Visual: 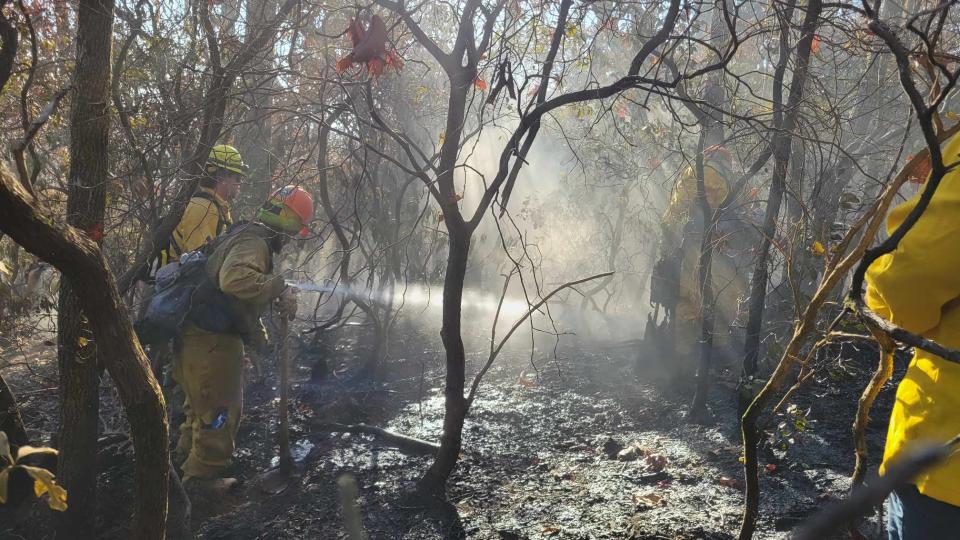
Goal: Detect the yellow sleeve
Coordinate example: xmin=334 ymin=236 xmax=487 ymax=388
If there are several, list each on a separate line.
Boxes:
xmin=173 ymin=198 xmax=221 ymax=253
xmin=218 ymin=236 xmax=286 ymax=306
xmin=704 ymin=165 xmax=729 ymax=209
xmin=865 ymin=140 xmax=960 ymax=334
xmin=663 ymin=167 xmax=695 ymax=225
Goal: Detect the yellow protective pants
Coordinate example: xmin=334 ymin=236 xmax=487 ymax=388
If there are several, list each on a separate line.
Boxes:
xmin=172 ymin=325 xmax=244 ymax=479
xmin=674 ymin=241 xmax=746 ymax=358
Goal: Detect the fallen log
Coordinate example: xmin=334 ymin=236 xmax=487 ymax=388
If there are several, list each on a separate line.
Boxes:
xmin=312 ymin=422 xmax=439 ymax=456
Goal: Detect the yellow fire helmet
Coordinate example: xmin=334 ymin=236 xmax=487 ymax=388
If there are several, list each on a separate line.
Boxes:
xmin=206 ymin=144 xmax=249 ymax=177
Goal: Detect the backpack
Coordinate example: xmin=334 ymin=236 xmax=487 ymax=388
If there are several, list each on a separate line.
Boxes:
xmin=135 ymin=224 xmax=247 ymax=345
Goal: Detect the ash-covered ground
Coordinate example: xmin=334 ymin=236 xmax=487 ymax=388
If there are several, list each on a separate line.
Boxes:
xmin=1 ymin=310 xmax=897 ymax=539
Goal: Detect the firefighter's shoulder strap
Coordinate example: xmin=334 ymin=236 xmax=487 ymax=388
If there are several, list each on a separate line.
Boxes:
xmin=192 ymin=190 xmax=231 ymax=237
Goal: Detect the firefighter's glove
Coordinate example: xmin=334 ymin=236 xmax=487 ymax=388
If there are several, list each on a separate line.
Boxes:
xmin=278 ymin=286 xmax=299 ymax=320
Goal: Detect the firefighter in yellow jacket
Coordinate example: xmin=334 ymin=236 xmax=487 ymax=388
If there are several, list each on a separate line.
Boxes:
xmin=160 ymin=144 xmax=247 ymax=265
xmin=866 ymin=134 xmax=960 ymax=539
xmin=657 ymin=146 xmax=747 ymax=365
xmin=174 ymin=185 xmax=313 ymax=487
xmin=146 ymin=144 xmax=247 ymax=379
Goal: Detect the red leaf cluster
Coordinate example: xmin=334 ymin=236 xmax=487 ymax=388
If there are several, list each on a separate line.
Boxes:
xmin=336 ymin=15 xmax=403 ymax=77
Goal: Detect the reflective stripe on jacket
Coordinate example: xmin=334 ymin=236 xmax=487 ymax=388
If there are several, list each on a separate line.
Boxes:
xmin=866 ymin=134 xmax=960 ymax=507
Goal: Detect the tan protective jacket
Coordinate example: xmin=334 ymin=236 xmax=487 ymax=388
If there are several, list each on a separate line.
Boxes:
xmin=204 ymin=223 xmax=286 ymax=345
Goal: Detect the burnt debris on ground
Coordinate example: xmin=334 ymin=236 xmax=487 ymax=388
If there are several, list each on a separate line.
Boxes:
xmin=0 ymin=315 xmax=898 ymax=539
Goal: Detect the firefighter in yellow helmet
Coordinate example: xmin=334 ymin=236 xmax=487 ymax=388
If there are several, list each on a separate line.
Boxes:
xmin=651 ymin=145 xmax=748 ymax=371
xmin=147 ymin=144 xmax=248 ymax=422
xmin=866 ymin=134 xmax=960 ymax=538
xmin=160 ymin=144 xmax=248 ymax=266
xmin=174 ymin=185 xmax=313 ymax=491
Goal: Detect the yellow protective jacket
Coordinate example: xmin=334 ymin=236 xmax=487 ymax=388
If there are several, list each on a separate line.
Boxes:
xmin=161 ymin=187 xmax=232 ymax=266
xmin=866 ymin=134 xmax=960 ymax=507
xmin=204 ymin=223 xmax=286 ymax=346
xmin=662 ymin=162 xmax=730 ymax=236
xmin=658 ymin=159 xmax=746 ymax=352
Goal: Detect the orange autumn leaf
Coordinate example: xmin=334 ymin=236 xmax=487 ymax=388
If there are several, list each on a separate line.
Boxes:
xmin=474 ymin=78 xmax=488 ymax=91
xmin=908 ymin=153 xmax=931 ymax=184
xmin=811 ymin=35 xmax=822 ymax=54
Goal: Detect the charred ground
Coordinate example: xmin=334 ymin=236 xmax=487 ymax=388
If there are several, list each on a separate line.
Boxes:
xmin=1 ymin=314 xmax=897 ymax=539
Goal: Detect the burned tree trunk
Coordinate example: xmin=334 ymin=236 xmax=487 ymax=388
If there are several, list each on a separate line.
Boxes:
xmin=55 ymin=1 xmax=114 ymax=536
xmin=378 ymin=0 xmax=681 ymax=497
xmin=689 ymin=136 xmax=716 ymax=423
xmin=687 ymin=1 xmax=731 ymax=421
xmin=0 ymin=170 xmax=170 ymax=538
xmin=418 ymin=225 xmax=470 ymax=495
xmin=238 ymin=0 xmax=279 ymax=207
xmin=117 ymin=0 xmax=298 ymax=293
xmin=739 ymin=0 xmax=823 ymax=537
xmin=739 ymin=0 xmax=815 ymax=406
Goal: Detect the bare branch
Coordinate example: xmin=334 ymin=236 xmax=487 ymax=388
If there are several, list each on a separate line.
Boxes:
xmin=466 ymin=271 xmax=614 ymax=406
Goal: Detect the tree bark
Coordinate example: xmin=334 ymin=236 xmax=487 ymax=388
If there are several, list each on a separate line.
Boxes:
xmin=0 ymin=0 xmax=18 ymax=95
xmin=117 ymin=0 xmax=298 ymax=292
xmin=0 ymin=0 xmax=168 ymax=536
xmin=56 ymin=1 xmax=114 ymax=536
xmin=238 ymin=0 xmax=279 ymax=208
xmin=739 ymin=1 xmax=823 ymax=537
xmin=417 ymin=228 xmax=470 ymax=496
xmin=0 ymin=167 xmax=169 ymax=538
xmin=688 ymin=1 xmax=730 ymax=421
xmin=689 ymin=135 xmax=716 ymax=423
xmin=740 ymin=0 xmax=805 ymax=389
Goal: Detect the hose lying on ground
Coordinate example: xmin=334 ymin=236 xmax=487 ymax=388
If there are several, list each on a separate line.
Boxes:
xmin=311 ymin=422 xmax=440 ymax=456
